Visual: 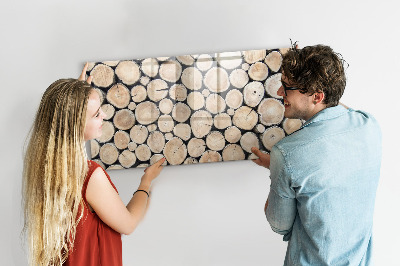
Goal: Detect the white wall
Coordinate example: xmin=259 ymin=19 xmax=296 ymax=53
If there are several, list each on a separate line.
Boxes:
xmin=1 ymin=0 xmax=399 ymax=265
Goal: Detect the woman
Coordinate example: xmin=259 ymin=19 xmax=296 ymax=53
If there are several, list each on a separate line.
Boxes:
xmin=22 ymin=64 xmax=165 ymax=265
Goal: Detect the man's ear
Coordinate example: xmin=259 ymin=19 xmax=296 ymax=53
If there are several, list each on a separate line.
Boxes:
xmin=313 ymin=91 xmax=325 ymax=104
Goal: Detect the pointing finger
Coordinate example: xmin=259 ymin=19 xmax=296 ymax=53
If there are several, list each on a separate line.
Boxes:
xmin=86 ymin=75 xmax=93 ymax=84
xmin=251 ymin=147 xmax=262 ymax=157
xmin=79 ymin=62 xmax=88 ymax=81
xmin=156 ymin=157 xmax=166 ymax=167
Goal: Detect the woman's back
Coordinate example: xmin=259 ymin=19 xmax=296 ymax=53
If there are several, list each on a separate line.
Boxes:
xmin=64 ymin=160 xmax=122 ymax=266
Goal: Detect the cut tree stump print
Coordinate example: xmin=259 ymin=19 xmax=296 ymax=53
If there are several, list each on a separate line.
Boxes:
xmin=87 ymin=47 xmax=303 ymax=169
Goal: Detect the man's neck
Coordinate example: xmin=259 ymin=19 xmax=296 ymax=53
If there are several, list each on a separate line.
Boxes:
xmin=304 ymin=104 xmax=327 ymax=121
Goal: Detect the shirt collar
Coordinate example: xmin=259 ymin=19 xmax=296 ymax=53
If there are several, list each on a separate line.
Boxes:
xmin=301 ymin=105 xmax=349 ymax=129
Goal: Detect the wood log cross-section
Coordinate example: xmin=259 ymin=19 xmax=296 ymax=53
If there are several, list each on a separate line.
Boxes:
xmin=232 ymin=106 xmax=258 ymax=130
xmin=173 ymin=123 xmax=192 ymax=141
xmin=217 ymin=51 xmax=242 ymax=70
xmin=190 ymin=110 xmax=213 ymax=138
xmin=248 ymin=62 xmax=269 ymax=81
xmin=187 ymin=91 xmax=205 ymax=111
xmin=163 ymin=137 xmax=187 ymax=165
xmin=205 ymin=93 xmax=226 ymax=114
xmin=165 ymin=132 xmax=173 ymax=141
xmin=159 ymin=60 xmax=182 ymax=83
xmin=128 ymin=142 xmax=137 ymax=152
xmin=240 ymin=132 xmax=259 ymax=153
xmin=254 ymin=124 xmax=266 ymax=134
xmin=119 ymin=150 xmax=136 ymax=168
xmin=102 ymin=61 xmax=119 ymax=67
xmin=206 ymin=131 xmax=225 ymax=151
xmin=140 ymin=76 xmax=150 ymax=86
xmin=107 ymin=165 xmax=124 ymax=170
xmin=159 ymin=98 xmax=173 ymax=114
xmin=90 ymin=140 xmax=100 ymax=158
xmin=204 ymin=67 xmax=230 ymax=93
xmin=130 ymin=125 xmax=149 ymax=144
xmin=90 ymin=64 xmax=114 ymax=88
xmin=265 ymin=51 xmax=283 ymax=72
xmin=243 ymin=50 xmax=267 ymax=64
xmin=224 ymin=126 xmax=241 ymax=143
xmin=283 ymin=118 xmax=303 ymax=134
xmin=196 ymin=54 xmax=214 ymax=71
xmin=243 ymin=82 xmax=265 ymax=107
xmin=114 ymin=130 xmax=130 ymax=150
xmin=99 ymin=143 xmax=119 ymax=165
xmin=141 ymin=58 xmax=159 ymax=78
xmin=187 ymin=138 xmax=206 ymax=158
xmin=128 ymin=102 xmax=136 ymax=110
xmin=115 ymin=61 xmax=141 ymax=85
xmin=147 ymin=79 xmax=168 ymax=102
xmin=199 ymin=150 xmax=222 ymax=163
xmin=222 ymin=144 xmax=245 ymax=161
xmin=229 ymin=69 xmax=249 ymax=89
xmin=258 ymin=98 xmax=285 ymax=126
xmin=176 ymin=55 xmax=195 ymax=66
xmin=147 ymin=130 xmax=165 ymax=153
xmin=147 ymin=124 xmax=157 ymax=132
xmin=214 ymin=113 xmax=232 ymax=129
xmin=158 ymin=114 xmax=174 ymax=133
xmin=135 ymin=144 xmax=152 ymax=162
xmin=225 ymin=89 xmax=243 ymax=109
xmin=184 ymin=158 xmax=198 ymax=164
xmin=107 ymin=83 xmax=130 ymax=109
xmin=131 ymin=85 xmax=147 ymax=103
xmin=135 ymin=101 xmax=160 ymax=125
xmin=181 ymin=67 xmax=203 ymax=91
xmin=113 ymin=109 xmax=135 ymax=130
xmin=262 ymin=127 xmax=285 ymax=151
xmin=172 ymin=103 xmax=191 ymax=123
xmin=169 ymin=84 xmax=187 ymax=102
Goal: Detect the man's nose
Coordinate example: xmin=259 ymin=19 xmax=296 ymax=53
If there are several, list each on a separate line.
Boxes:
xmin=277 ymin=84 xmax=284 ymax=97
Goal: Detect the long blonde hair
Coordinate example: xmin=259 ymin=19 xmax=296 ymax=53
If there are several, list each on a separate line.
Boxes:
xmin=23 ymin=79 xmax=93 ymax=265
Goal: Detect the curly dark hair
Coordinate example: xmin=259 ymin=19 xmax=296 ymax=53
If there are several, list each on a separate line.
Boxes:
xmin=281 ymin=44 xmax=347 ymax=107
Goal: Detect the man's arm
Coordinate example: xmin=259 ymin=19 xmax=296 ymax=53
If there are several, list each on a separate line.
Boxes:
xmin=265 ymin=147 xmax=297 ymax=240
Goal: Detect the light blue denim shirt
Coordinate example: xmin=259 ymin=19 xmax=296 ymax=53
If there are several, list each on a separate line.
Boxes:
xmin=266 ymin=105 xmax=382 ymax=266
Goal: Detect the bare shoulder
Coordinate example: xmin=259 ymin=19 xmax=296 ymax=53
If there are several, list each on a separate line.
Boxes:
xmin=91 ymin=165 xmax=107 ymax=179
xmin=86 ymin=166 xmax=114 ymax=198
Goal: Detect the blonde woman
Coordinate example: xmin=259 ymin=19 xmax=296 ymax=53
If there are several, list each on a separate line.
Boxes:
xmin=22 ymin=64 xmax=165 ymax=266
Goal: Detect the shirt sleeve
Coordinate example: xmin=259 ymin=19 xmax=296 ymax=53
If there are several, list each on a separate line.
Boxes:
xmin=266 ymin=146 xmax=297 ymax=241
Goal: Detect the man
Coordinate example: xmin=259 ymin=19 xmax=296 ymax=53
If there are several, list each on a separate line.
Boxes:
xmin=251 ymin=45 xmax=381 ymax=265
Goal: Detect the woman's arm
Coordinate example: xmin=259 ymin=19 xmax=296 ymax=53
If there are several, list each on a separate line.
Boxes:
xmin=86 ymin=158 xmax=165 ymax=235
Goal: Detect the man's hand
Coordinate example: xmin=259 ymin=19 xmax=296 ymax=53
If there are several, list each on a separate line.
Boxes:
xmin=251 ymin=147 xmax=271 ymax=169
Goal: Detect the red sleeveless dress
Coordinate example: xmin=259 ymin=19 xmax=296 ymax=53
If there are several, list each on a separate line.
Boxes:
xmin=64 ymin=160 xmax=122 ymax=266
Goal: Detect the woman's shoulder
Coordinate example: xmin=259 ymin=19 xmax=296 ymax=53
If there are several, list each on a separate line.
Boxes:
xmin=87 ymin=160 xmax=118 ymax=193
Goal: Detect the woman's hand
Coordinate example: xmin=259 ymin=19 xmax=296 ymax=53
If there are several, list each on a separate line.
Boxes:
xmin=78 ymin=62 xmax=93 ymax=84
xmin=251 ymin=147 xmax=271 ymax=169
xmin=141 ymin=157 xmax=166 ymax=186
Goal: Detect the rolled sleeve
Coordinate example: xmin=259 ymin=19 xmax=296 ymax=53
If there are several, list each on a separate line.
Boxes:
xmin=266 ymin=146 xmax=297 ymax=241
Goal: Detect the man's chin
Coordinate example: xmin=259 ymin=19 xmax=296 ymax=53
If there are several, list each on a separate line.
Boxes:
xmin=284 ymin=112 xmax=300 ymax=120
